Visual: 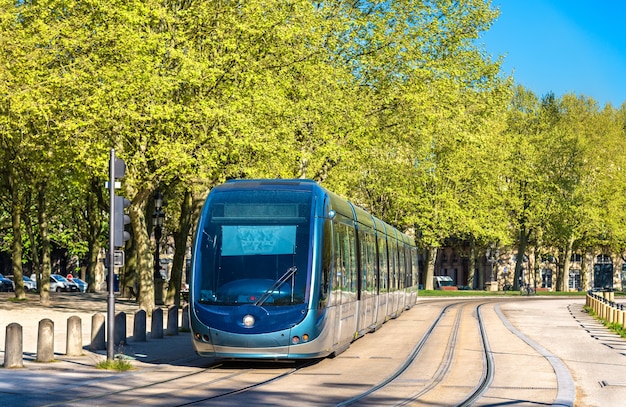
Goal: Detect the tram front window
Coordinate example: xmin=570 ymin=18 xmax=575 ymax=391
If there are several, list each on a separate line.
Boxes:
xmin=197 ymin=189 xmax=312 ymax=306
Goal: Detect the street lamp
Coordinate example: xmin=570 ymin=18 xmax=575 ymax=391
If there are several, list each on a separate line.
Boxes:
xmin=153 ymin=191 xmax=165 ymax=305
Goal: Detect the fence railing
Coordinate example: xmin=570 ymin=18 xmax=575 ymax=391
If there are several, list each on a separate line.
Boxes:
xmin=586 ymin=290 xmax=625 ymax=328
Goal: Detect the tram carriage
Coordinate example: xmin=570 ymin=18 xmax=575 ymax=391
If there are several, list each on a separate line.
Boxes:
xmin=189 ymin=179 xmax=419 ymax=359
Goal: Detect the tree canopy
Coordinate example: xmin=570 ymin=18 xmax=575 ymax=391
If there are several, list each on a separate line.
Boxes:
xmin=2 ymin=0 xmax=626 ymax=303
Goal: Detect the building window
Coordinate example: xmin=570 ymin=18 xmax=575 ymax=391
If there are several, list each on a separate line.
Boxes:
xmin=568 ymin=270 xmax=581 ymax=290
xmin=541 ymin=269 xmax=552 ymax=289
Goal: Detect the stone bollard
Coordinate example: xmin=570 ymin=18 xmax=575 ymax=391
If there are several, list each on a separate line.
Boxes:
xmin=151 ymin=307 xmax=164 ymax=339
xmin=91 ymin=313 xmax=106 ymax=350
xmin=181 ymin=305 xmax=190 ymax=331
xmin=167 ymin=305 xmax=179 ymax=336
xmin=66 ymin=316 xmax=83 ymax=356
xmin=4 ymin=323 xmax=24 ymax=368
xmin=133 ymin=309 xmax=147 ymax=342
xmin=115 ymin=312 xmax=127 ymax=346
xmin=37 ymin=318 xmax=55 ymax=363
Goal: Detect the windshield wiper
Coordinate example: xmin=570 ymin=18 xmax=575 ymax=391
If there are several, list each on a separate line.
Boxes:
xmin=255 ymin=266 xmax=297 ymax=306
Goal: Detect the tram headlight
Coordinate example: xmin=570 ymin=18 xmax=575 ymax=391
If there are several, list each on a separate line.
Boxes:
xmin=242 ymin=314 xmax=255 ymax=327
xmin=292 ymin=334 xmax=309 ymax=344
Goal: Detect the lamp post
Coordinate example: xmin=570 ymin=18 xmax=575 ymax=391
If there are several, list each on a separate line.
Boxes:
xmin=153 ymin=191 xmax=165 ymax=305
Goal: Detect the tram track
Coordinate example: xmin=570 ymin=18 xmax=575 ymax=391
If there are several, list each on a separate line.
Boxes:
xmin=335 ymin=298 xmax=572 ymax=407
xmin=20 ymin=298 xmax=576 ymax=406
xmin=336 ymin=300 xmax=492 ymax=406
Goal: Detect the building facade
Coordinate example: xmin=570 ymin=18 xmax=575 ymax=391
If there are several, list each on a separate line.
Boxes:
xmin=433 ymin=246 xmax=626 ymax=292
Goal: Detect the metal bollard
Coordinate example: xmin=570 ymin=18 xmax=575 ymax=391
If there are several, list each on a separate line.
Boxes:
xmin=133 ymin=309 xmax=147 ymax=342
xmin=4 ymin=323 xmax=24 ymax=368
xmin=151 ymin=307 xmax=164 ymax=339
xmin=66 ymin=316 xmax=83 ymax=356
xmin=37 ymin=318 xmax=55 ymax=363
xmin=167 ymin=305 xmax=179 ymax=336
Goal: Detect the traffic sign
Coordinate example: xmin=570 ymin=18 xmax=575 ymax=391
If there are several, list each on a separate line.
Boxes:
xmin=114 ymin=250 xmax=125 ymax=267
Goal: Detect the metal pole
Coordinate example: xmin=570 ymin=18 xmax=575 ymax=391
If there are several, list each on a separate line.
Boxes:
xmin=107 ymin=148 xmax=116 ymax=361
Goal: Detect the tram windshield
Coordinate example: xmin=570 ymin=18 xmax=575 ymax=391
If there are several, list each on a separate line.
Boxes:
xmin=196 ymin=189 xmax=312 ymax=306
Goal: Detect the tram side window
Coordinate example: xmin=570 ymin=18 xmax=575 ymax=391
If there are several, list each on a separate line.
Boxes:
xmin=332 ymin=225 xmax=344 ymax=304
xmin=359 ymin=230 xmax=376 ymax=294
xmin=411 ymin=247 xmax=419 ymax=289
xmin=378 ymin=236 xmax=388 ymax=293
xmin=346 ymin=225 xmax=357 ymax=298
xmin=389 ymin=239 xmax=399 ymax=290
xmin=333 ymin=222 xmax=357 ymax=303
xmin=398 ymin=245 xmax=406 ymax=290
xmin=320 ymin=219 xmax=332 ymax=308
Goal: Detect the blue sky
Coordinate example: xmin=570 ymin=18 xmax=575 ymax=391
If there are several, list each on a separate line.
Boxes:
xmin=480 ymin=1 xmax=626 ymax=107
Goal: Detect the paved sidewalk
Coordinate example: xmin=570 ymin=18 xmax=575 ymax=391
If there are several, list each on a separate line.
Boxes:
xmin=0 ymin=291 xmax=201 ymax=370
xmin=2 ymin=293 xmax=626 ymax=406
xmin=499 ymin=298 xmax=626 ymax=407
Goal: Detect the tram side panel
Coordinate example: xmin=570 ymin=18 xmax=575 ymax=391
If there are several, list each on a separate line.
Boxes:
xmin=332 ymin=218 xmax=359 ymax=347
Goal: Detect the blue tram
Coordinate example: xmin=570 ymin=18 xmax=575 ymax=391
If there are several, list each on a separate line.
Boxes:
xmin=189 ymin=179 xmax=419 ymax=359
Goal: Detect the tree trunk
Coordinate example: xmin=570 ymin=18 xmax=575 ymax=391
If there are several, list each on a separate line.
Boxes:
xmin=467 ymin=239 xmax=476 ymax=289
xmin=166 ymin=189 xmax=192 ymax=307
xmin=560 ymin=237 xmax=574 ymax=292
xmin=533 ymin=245 xmax=541 ymax=288
xmin=37 ymin=182 xmax=52 ymax=305
xmin=478 ymin=253 xmax=485 ymax=290
xmin=424 ymin=246 xmax=438 ymax=290
xmin=514 ymin=226 xmax=530 ymax=290
xmin=131 ymin=199 xmax=155 ymax=314
xmin=86 ymin=178 xmax=102 ymax=293
xmin=24 ymin=191 xmax=42 ymax=290
xmin=581 ymin=252 xmax=588 ymax=291
xmin=9 ymin=169 xmax=26 ymax=300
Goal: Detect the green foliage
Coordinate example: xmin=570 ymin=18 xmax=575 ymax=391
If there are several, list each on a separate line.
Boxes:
xmin=95 ymin=357 xmax=134 ymax=371
xmin=1 ymin=0 xmax=625 ymax=298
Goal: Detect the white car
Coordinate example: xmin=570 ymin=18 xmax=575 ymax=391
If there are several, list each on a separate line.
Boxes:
xmin=22 ymin=276 xmax=37 ymax=292
xmin=50 ymin=274 xmax=79 ymax=292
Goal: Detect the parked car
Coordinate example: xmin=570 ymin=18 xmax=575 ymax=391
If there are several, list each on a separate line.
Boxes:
xmin=50 ymin=274 xmax=79 ymax=292
xmin=69 ymin=277 xmax=87 ymax=293
xmin=10 ymin=275 xmax=37 ymax=292
xmin=0 ymin=274 xmax=14 ymax=292
xmin=22 ymin=275 xmax=37 ymax=292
